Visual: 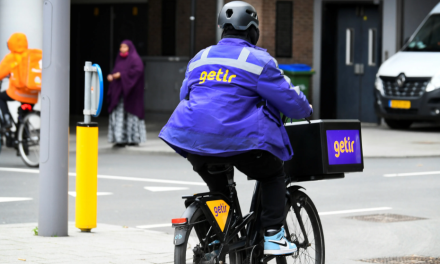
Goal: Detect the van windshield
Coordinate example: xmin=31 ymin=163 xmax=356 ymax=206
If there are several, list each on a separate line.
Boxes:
xmin=404 ymin=14 xmax=440 ymax=52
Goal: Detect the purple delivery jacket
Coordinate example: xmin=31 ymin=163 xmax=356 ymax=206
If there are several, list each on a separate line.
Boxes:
xmin=159 ymin=38 xmax=312 ymax=161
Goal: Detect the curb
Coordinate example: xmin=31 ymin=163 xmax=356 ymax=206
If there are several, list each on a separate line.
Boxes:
xmin=99 ymin=148 xmax=440 ymax=158
xmin=97 ymin=147 xmax=178 ymax=156
xmin=363 ymin=154 xmax=440 ymax=158
xmin=3 ymin=146 xmax=438 ymax=158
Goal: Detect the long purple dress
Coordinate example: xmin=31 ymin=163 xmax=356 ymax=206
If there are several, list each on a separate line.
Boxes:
xmin=107 ymin=40 xmax=147 ymax=145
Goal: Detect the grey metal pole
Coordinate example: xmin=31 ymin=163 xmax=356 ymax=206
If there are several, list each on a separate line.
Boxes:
xmin=84 ymin=61 xmax=92 ymax=124
xmin=216 ymin=0 xmax=224 ymax=43
xmin=38 ymin=0 xmax=70 ymax=237
xmin=190 ymin=0 xmax=196 ymax=57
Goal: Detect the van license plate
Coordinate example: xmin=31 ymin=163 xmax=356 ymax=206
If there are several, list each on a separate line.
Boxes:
xmin=389 ymin=100 xmax=411 ymax=109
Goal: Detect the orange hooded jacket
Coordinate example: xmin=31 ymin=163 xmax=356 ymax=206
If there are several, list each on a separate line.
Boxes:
xmin=0 ymin=33 xmax=39 ymax=104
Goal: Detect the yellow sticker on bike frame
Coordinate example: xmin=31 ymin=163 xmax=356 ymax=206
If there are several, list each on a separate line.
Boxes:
xmin=206 ymin=200 xmax=229 ymax=232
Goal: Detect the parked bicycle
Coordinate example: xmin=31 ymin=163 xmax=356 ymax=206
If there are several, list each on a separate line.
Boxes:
xmin=172 ymin=119 xmax=364 ymax=264
xmin=0 ymin=104 xmax=40 ymax=167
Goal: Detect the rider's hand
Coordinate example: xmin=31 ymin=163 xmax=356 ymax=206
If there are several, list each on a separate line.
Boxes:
xmin=309 ymin=104 xmax=313 ymax=109
xmin=113 ymin=72 xmax=121 ymax=79
xmin=107 ymin=74 xmax=113 ymax=82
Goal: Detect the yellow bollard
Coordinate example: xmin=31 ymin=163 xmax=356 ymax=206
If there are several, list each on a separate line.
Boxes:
xmin=75 ymin=123 xmax=98 ymax=232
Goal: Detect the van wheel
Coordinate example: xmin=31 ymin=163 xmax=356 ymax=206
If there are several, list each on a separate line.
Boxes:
xmin=384 ymin=119 xmax=413 ymax=129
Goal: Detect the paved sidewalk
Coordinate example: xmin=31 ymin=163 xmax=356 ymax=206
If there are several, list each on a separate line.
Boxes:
xmin=361 ymin=122 xmax=440 ymax=157
xmin=0 ymin=223 xmax=175 ymax=264
xmin=69 ymin=130 xmax=175 ymax=155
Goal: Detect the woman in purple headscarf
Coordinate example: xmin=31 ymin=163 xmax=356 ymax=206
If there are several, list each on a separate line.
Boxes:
xmin=107 ymin=40 xmax=147 ymax=147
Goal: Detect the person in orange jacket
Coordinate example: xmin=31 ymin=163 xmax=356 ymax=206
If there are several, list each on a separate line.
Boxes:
xmin=0 ymin=33 xmax=39 ymax=129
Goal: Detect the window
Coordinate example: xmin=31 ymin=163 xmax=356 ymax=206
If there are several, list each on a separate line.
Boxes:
xmin=162 ymin=0 xmax=176 ymax=56
xmin=404 ymin=14 xmax=440 ymax=52
xmin=276 ymin=1 xmax=293 ymax=58
xmin=346 ymin=28 xmax=354 ymax=65
xmin=368 ymin=28 xmax=377 ymax=66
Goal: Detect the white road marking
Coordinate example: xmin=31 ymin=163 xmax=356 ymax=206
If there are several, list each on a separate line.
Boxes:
xmin=136 ymin=223 xmax=171 ymax=229
xmin=135 ymin=206 xmax=393 ymax=229
xmin=144 ymin=187 xmax=189 ymax=192
xmin=0 ymin=167 xmax=205 ymax=186
xmin=68 ymin=192 xmax=113 ymax=197
xmin=319 ymin=207 xmax=392 ymax=216
xmin=384 ymin=171 xmax=440 ymax=177
xmin=0 ymin=168 xmax=39 ymax=174
xmin=92 ymin=174 xmax=205 ymax=186
xmin=0 ymin=197 xmax=33 ymax=203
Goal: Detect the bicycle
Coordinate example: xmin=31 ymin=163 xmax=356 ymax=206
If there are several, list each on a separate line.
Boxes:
xmin=172 ymin=119 xmax=364 ymax=264
xmin=0 ymin=103 xmax=41 ymax=167
xmin=172 ymin=163 xmax=325 ymax=264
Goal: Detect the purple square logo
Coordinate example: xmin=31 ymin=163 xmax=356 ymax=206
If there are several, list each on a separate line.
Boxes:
xmin=326 ymin=130 xmax=362 ymax=165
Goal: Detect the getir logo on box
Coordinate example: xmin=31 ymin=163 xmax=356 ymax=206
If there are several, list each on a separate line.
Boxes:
xmin=326 ymin=130 xmax=362 ymax=165
xmin=206 ymin=200 xmax=229 ymax=232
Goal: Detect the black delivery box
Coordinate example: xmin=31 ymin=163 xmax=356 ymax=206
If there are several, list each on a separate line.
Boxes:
xmin=284 ymin=120 xmax=364 ymax=182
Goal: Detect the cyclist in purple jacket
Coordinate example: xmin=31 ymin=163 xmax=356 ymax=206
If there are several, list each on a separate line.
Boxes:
xmin=159 ymin=1 xmax=312 ymax=255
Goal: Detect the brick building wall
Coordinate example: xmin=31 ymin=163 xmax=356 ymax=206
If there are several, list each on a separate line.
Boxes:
xmin=225 ymin=0 xmax=265 ymax=45
xmin=149 ymin=0 xmax=218 ymax=57
xmin=216 ymin=0 xmax=313 ymax=65
xmin=261 ymin=0 xmax=313 ymax=65
xmin=290 ymin=0 xmax=313 ymax=65
xmin=148 ymin=0 xmax=313 ymax=65
xmin=261 ymin=0 xmax=275 ymax=56
xmin=194 ymin=1 xmax=217 ymax=52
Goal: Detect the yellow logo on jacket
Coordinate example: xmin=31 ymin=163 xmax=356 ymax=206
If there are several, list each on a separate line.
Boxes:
xmin=199 ymin=68 xmax=236 ymax=84
xmin=206 ymin=200 xmax=229 ymax=232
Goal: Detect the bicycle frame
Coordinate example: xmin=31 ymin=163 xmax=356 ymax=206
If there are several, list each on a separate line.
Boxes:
xmin=174 ymin=170 xmax=312 ymax=264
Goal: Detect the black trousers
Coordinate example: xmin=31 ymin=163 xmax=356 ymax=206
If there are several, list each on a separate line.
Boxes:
xmin=187 ymin=150 xmax=286 ymax=229
xmin=0 ymin=91 xmax=13 ymax=120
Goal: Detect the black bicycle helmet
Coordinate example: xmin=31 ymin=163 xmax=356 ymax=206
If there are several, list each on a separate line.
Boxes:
xmin=218 ymin=1 xmax=259 ymax=30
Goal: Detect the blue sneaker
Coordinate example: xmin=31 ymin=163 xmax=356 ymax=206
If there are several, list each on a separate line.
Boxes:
xmin=263 ymin=227 xmax=297 ymax=255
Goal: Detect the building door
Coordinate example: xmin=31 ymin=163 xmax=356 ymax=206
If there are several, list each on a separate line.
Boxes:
xmin=335 ymin=5 xmax=381 ymax=122
xmin=70 ymin=4 xmax=148 ymax=116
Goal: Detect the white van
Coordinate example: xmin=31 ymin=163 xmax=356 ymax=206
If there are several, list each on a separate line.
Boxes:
xmin=375 ymin=3 xmax=440 ymax=129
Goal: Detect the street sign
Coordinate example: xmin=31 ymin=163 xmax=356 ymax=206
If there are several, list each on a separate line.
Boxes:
xmin=91 ymin=64 xmax=103 ymax=117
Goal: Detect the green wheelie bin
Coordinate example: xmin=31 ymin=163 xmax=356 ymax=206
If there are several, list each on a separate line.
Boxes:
xmin=278 ymin=64 xmax=315 ymax=123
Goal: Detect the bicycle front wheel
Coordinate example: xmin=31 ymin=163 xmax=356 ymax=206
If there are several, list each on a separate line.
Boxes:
xmin=18 ymin=112 xmax=40 ymax=167
xmin=273 ymin=189 xmax=325 ymax=264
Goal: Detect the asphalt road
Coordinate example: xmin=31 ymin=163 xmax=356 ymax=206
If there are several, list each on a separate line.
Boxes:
xmin=1 ymin=148 xmax=440 ymax=263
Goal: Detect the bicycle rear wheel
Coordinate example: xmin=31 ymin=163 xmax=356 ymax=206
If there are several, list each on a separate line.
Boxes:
xmin=174 ymin=206 xmax=243 ymax=264
xmin=270 ymin=189 xmax=325 ymax=264
xmin=18 ymin=112 xmax=40 ymax=167
xmin=0 ymin=124 xmax=2 ymax=154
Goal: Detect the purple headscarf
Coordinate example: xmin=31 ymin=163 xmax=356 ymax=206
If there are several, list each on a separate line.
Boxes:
xmin=107 ymin=40 xmax=145 ymax=119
